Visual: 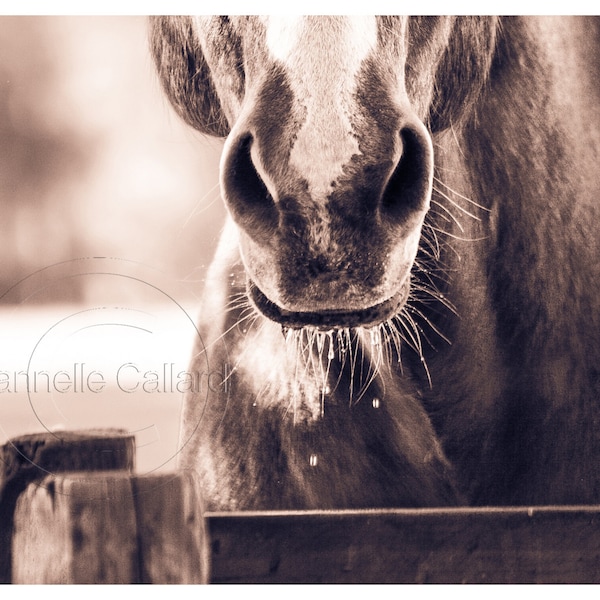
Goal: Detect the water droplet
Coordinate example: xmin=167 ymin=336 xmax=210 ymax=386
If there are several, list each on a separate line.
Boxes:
xmin=327 ymin=331 xmax=335 ymax=360
xmin=372 ymin=398 xmax=381 ymax=409
xmin=370 ymin=328 xmax=381 ymax=347
xmin=316 ymin=333 xmax=325 ymax=352
xmin=309 ymin=454 xmax=318 ymax=467
xmin=337 ymin=329 xmax=348 ymax=355
xmin=322 ymin=384 xmax=331 ymax=395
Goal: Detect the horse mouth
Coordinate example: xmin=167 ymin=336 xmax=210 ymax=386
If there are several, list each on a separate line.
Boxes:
xmin=247 ymin=280 xmax=410 ymax=330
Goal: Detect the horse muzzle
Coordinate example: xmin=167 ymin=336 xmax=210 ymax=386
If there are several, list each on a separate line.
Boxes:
xmin=219 ymin=67 xmax=434 ymax=329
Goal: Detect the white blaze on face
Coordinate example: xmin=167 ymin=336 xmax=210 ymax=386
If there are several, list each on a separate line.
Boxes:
xmin=265 ymin=16 xmax=378 ymax=201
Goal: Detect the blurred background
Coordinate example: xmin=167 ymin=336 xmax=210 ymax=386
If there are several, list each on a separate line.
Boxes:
xmin=0 ymin=16 xmax=227 ymax=472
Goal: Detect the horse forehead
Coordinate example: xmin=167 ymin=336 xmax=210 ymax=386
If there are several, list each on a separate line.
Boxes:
xmin=262 ymin=16 xmax=378 ymax=67
xmin=257 ymin=17 xmax=382 ymax=199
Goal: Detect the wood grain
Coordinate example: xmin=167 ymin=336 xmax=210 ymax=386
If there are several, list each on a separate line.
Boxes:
xmin=12 ymin=472 xmax=138 ymax=583
xmin=10 ymin=470 xmax=209 ymax=583
xmin=0 ymin=429 xmax=135 ymax=583
xmin=132 ymin=470 xmax=209 ymax=584
xmin=6 ymin=430 xmax=600 ymax=584
xmin=206 ymin=506 xmax=600 ymax=583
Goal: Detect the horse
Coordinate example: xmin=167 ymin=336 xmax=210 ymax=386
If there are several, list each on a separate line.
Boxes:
xmin=150 ymin=16 xmax=600 ymax=510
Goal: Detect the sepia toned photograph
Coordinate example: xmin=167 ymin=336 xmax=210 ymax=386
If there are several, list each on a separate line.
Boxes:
xmin=0 ymin=9 xmax=599 ymax=585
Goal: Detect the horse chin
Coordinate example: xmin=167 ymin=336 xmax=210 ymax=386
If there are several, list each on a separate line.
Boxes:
xmin=247 ymin=279 xmax=410 ymax=331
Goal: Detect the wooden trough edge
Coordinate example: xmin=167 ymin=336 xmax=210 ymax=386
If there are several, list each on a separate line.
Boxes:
xmin=2 ymin=430 xmax=600 ymax=584
xmin=206 ymin=505 xmax=600 ymax=584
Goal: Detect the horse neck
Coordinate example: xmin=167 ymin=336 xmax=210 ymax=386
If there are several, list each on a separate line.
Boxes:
xmin=425 ymin=15 xmax=600 ymax=480
xmin=414 ymin=16 xmax=600 ymax=407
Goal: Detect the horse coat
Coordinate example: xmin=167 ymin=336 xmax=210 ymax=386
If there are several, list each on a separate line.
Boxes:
xmin=151 ymin=16 xmax=600 ymax=510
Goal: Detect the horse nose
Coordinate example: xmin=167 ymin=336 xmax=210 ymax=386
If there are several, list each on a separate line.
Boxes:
xmin=220 ymin=114 xmax=433 ymax=243
xmin=220 ymin=132 xmax=279 ymax=244
xmin=380 ymin=119 xmax=434 ymax=223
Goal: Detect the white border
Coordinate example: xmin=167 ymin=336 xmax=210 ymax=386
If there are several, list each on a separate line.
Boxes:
xmin=0 ymin=1 xmax=595 ymax=17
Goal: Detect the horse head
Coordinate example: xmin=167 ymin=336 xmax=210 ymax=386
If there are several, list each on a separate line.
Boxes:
xmin=152 ymin=16 xmax=498 ymax=330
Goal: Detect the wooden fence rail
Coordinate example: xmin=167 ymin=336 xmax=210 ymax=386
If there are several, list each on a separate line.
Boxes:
xmin=1 ymin=429 xmax=600 ymax=584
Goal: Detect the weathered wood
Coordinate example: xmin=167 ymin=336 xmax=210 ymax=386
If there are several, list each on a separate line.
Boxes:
xmin=132 ymin=470 xmax=209 ymax=584
xmin=0 ymin=430 xmax=135 ymax=480
xmin=0 ymin=429 xmax=135 ymax=583
xmin=10 ymin=470 xmax=209 ymax=583
xmin=206 ymin=506 xmax=600 ymax=584
xmin=6 ymin=429 xmax=600 ymax=584
xmin=12 ymin=472 xmax=138 ymax=584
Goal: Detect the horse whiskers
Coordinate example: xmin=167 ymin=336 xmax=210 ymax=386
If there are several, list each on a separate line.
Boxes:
xmin=415 ymin=234 xmax=454 ymax=278
xmin=410 ymin=267 xmax=456 ymax=310
xmin=418 ymin=221 xmax=444 ymax=262
xmin=425 ymin=222 xmax=487 ymax=243
xmin=411 ymin=290 xmax=457 ymax=322
xmin=219 ymin=288 xmax=246 ymax=304
xmin=413 ymin=267 xmax=452 ymax=297
xmin=273 ymin=308 xmax=443 ymax=410
xmin=434 ymin=198 xmax=481 ymax=229
xmin=220 ymin=256 xmax=454 ymax=409
xmin=430 ymin=200 xmax=467 ymax=232
xmin=181 ymin=181 xmax=223 ymax=228
xmin=417 ymin=237 xmax=441 ymax=262
xmin=404 ymin=304 xmax=451 ymax=347
xmin=191 ymin=308 xmax=258 ymax=361
xmin=222 ymin=298 xmax=253 ymax=314
xmin=433 ymin=176 xmax=491 ymax=213
xmin=224 ymin=212 xmax=457 ymax=407
xmin=392 ymin=313 xmax=433 ymax=388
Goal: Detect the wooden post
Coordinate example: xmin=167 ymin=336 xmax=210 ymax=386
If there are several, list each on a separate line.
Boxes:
xmin=11 ymin=471 xmax=138 ymax=584
xmin=10 ymin=470 xmax=208 ymax=584
xmin=0 ymin=429 xmax=135 ymax=583
xmin=1 ymin=430 xmax=209 ymax=584
xmin=132 ymin=470 xmax=209 ymax=584
xmin=4 ymin=429 xmax=600 ymax=583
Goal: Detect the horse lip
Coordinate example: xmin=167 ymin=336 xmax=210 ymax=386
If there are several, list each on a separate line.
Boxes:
xmin=247 ymin=280 xmax=409 ymax=330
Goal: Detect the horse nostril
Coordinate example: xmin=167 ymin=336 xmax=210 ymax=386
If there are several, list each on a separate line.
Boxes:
xmin=380 ymin=123 xmax=433 ymax=221
xmin=222 ymin=134 xmax=279 ymax=242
